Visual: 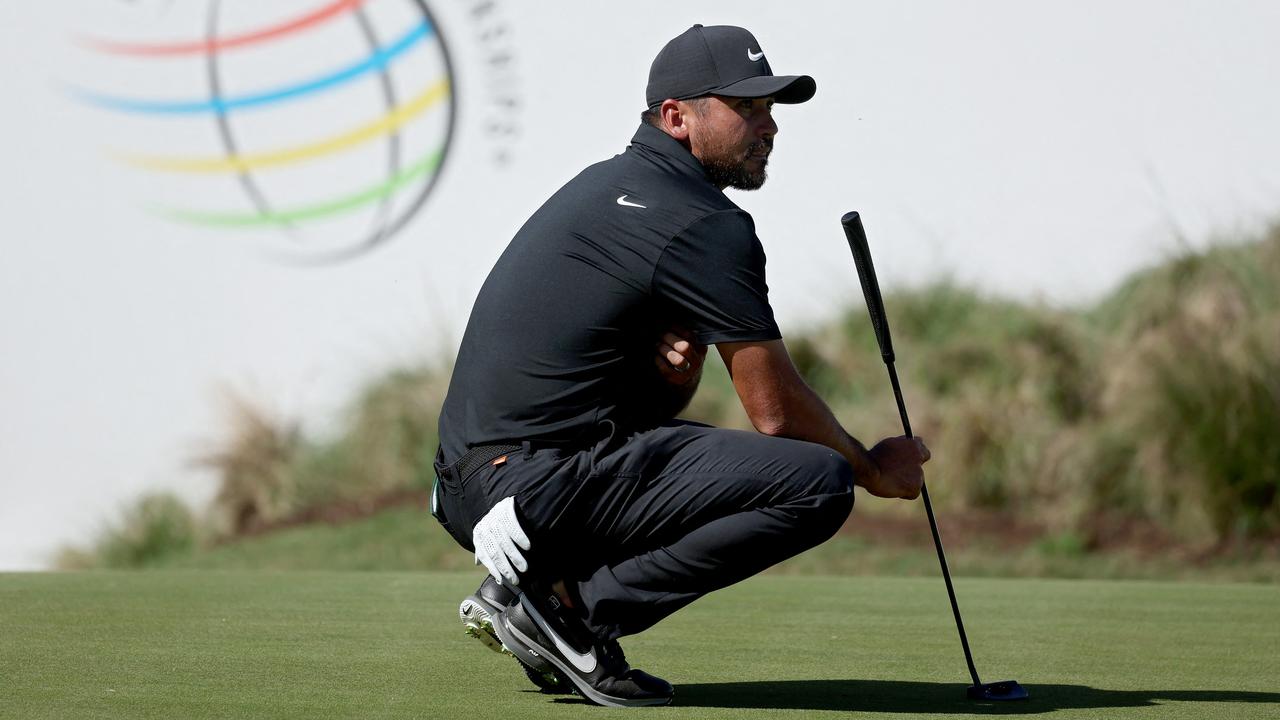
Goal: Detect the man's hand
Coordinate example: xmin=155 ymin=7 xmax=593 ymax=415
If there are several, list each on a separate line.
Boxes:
xmin=472 ymin=496 xmax=530 ymax=586
xmin=862 ymin=436 xmax=931 ymax=499
xmin=655 ymin=327 xmax=706 ymax=386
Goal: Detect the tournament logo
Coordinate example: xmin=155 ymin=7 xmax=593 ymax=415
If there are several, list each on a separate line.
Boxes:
xmin=72 ymin=0 xmax=468 ymax=262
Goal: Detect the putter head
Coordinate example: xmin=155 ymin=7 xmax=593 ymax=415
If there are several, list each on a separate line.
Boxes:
xmin=967 ymin=680 xmax=1029 ymax=701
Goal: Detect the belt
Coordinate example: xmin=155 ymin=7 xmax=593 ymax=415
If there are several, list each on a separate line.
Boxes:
xmin=452 ymin=443 xmax=522 ymax=483
xmin=436 ymin=443 xmax=523 ymax=498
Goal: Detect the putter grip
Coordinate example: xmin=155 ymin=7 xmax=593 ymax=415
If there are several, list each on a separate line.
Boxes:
xmin=841 ymin=211 xmax=895 ymax=363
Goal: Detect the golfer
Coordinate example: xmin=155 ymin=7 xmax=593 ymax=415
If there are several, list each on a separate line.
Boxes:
xmin=432 ymin=24 xmax=930 ymax=707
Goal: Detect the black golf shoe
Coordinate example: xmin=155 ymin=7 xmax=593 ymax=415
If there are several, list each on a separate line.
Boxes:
xmin=458 ymin=576 xmax=571 ymax=694
xmin=502 ymin=584 xmax=673 ymax=707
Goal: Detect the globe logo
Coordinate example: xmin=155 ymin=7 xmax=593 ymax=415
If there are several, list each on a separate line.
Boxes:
xmin=74 ymin=0 xmax=456 ymax=261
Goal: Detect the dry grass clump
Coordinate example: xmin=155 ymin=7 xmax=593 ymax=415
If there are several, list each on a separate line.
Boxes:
xmin=1083 ymin=227 xmax=1280 ymax=542
xmin=197 ymin=393 xmax=302 ymax=536
xmin=198 ymin=369 xmax=447 ymax=537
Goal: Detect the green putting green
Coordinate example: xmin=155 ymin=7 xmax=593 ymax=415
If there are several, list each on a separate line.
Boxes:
xmin=3 ymin=572 xmax=1277 ymax=719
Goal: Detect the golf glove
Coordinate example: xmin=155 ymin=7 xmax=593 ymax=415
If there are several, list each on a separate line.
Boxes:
xmin=472 ymin=496 xmax=531 ymax=586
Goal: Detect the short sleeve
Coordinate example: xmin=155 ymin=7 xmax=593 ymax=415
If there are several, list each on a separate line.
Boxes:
xmin=652 ymin=210 xmax=782 ymax=345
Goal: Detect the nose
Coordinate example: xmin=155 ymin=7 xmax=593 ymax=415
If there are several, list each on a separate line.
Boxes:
xmin=758 ymin=108 xmax=777 ymax=139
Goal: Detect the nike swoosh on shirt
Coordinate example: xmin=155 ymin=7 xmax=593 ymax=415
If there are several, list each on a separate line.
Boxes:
xmin=523 ymin=598 xmax=598 ymax=673
xmin=616 ymin=195 xmax=646 ymax=208
xmin=747 ymin=48 xmax=765 ymax=61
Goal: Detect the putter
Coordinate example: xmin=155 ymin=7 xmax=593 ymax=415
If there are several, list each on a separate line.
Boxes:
xmin=840 ymin=211 xmax=1028 ymax=702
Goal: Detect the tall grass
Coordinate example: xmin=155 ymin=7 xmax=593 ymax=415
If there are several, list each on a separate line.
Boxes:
xmin=60 ymin=225 xmax=1280 ymax=568
xmin=198 ymin=394 xmax=302 ymax=536
xmin=197 ymin=369 xmax=445 ymax=538
xmin=1085 ymin=232 xmax=1280 ymax=541
xmin=55 ymin=493 xmax=198 ymax=569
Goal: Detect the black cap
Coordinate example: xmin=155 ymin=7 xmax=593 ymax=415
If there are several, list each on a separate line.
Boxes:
xmin=645 ymin=24 xmax=816 ymax=108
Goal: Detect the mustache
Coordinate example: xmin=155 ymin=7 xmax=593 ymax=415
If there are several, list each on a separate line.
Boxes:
xmin=747 ymin=139 xmax=773 ymax=156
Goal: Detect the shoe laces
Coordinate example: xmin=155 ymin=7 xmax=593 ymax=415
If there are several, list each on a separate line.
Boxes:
xmin=597 ymin=638 xmax=630 ymax=676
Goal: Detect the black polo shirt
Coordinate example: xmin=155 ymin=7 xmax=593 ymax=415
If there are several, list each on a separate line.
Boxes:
xmin=437 ymin=122 xmax=782 ymax=461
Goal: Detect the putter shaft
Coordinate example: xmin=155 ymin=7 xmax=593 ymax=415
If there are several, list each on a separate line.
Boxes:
xmin=845 ymin=210 xmax=1024 ymax=700
xmin=886 ymin=361 xmax=981 ymax=688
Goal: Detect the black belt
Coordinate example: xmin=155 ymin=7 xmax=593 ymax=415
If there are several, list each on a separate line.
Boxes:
xmin=451 ymin=443 xmax=522 ymax=483
xmin=436 ymin=431 xmax=607 ymax=497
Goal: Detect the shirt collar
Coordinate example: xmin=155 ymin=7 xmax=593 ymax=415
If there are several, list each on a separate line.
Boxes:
xmin=629 ymin=122 xmax=709 ymax=180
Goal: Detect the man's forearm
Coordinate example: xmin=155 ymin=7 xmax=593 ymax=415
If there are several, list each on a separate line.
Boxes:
xmin=719 ymin=339 xmax=879 ymax=487
xmin=762 ymin=383 xmax=879 ymax=487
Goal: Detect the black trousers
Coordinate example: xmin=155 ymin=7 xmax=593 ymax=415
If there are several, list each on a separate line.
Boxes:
xmin=439 ymin=420 xmax=854 ymax=642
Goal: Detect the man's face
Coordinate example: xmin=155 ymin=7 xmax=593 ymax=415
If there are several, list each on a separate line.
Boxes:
xmin=682 ymin=95 xmax=778 ymax=190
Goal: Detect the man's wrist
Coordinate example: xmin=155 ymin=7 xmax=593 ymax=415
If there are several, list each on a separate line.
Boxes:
xmin=844 ymin=434 xmax=879 ymax=489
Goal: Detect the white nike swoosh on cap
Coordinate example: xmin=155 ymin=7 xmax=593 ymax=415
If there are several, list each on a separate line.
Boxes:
xmin=523 ymin=597 xmax=597 ymax=673
xmin=617 ymin=195 xmax=646 ymax=208
xmin=747 ymin=48 xmax=765 ymax=61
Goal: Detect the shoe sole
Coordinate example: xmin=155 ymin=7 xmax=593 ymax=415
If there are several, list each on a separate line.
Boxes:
xmin=503 ymin=600 xmax=672 ymax=708
xmin=459 ymin=596 xmax=509 ymax=655
xmin=460 ymin=594 xmax=571 ymax=694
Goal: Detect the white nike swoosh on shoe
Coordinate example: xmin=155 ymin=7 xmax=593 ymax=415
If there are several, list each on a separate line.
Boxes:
xmin=747 ymin=48 xmax=765 ymax=61
xmin=616 ymin=195 xmax=646 ymax=208
xmin=523 ymin=598 xmax=597 ymax=674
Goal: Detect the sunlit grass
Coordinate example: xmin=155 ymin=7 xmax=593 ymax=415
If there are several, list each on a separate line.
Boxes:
xmin=3 ymin=572 xmax=1278 ymax=719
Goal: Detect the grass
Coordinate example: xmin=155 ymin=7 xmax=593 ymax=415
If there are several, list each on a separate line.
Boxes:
xmin=2 ymin=571 xmax=1278 ymax=719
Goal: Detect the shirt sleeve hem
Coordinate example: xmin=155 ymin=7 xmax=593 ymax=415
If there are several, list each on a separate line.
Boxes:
xmin=694 ymin=328 xmax=783 ymax=345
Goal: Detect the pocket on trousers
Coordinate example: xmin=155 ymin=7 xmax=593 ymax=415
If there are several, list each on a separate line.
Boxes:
xmin=445 ymin=461 xmax=516 ymax=553
xmin=434 ymin=489 xmax=472 ymax=552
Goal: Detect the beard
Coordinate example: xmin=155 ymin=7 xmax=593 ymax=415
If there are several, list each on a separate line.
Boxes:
xmin=701 ymin=139 xmax=772 ymax=190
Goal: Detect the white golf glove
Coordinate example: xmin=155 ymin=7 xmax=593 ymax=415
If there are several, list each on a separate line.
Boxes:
xmin=472 ymin=496 xmax=531 ymax=586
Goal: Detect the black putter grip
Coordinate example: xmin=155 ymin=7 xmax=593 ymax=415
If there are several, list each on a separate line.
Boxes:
xmin=841 ymin=211 xmax=895 ymax=363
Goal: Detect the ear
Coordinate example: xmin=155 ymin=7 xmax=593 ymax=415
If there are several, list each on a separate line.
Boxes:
xmin=660 ymin=99 xmax=691 ymax=141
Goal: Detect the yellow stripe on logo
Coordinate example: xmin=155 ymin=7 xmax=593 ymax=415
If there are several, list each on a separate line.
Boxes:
xmin=119 ymin=78 xmax=450 ymax=173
